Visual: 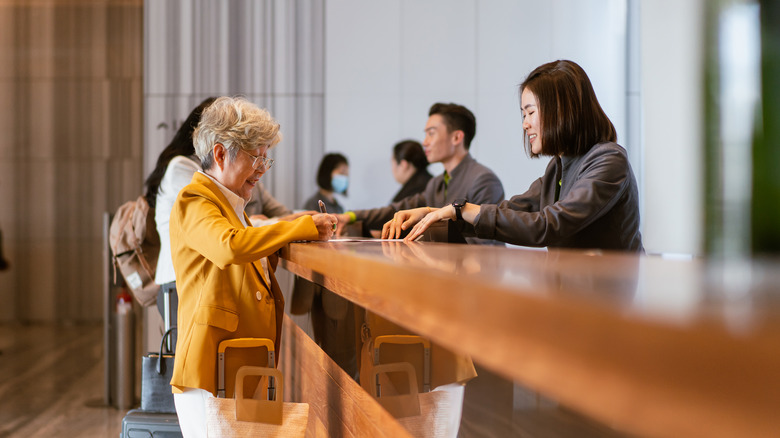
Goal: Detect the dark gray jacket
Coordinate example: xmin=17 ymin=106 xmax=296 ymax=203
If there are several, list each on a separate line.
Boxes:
xmin=355 ymin=154 xmax=505 ymax=230
xmin=245 ymin=183 xmax=293 ymax=218
xmin=472 ymin=142 xmax=643 ymax=252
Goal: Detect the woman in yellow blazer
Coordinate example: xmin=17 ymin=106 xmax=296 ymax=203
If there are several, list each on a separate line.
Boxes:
xmin=168 ymin=96 xmax=336 ymax=437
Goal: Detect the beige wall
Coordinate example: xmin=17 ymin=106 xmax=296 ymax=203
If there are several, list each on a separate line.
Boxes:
xmin=0 ymin=0 xmax=142 ymax=322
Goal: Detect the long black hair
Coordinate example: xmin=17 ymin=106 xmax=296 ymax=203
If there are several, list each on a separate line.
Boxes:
xmin=144 ymin=97 xmax=217 ymax=207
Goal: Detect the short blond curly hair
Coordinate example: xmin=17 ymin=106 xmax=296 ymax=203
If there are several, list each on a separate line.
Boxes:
xmin=193 ymin=96 xmax=282 ymax=170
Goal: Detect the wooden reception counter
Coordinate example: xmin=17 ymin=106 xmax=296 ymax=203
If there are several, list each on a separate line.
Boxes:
xmin=278 ymin=239 xmax=780 ymax=438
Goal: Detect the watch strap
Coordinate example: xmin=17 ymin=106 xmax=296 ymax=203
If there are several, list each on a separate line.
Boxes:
xmin=453 ymin=198 xmax=467 ymax=221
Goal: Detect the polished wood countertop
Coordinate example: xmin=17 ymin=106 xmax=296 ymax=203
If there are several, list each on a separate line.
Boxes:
xmin=279 ymin=239 xmax=780 ymax=438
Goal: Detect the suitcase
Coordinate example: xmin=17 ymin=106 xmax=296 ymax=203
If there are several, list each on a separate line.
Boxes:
xmin=121 ymin=408 xmax=182 ymax=437
xmin=139 ymin=286 xmax=177 ymax=414
xmin=120 ymin=288 xmax=183 ymax=437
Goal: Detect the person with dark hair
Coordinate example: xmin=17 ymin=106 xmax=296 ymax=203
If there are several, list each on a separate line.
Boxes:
xmin=145 ymin=98 xmax=217 ymax=208
xmin=395 ymin=60 xmax=643 ymax=252
xmin=335 ymin=103 xmax=504 ymax=240
xmin=145 ymin=97 xmax=216 ymax=336
xmin=302 ymin=153 xmax=349 ymax=214
xmin=391 ymin=139 xmax=432 ymax=203
xmin=329 ymin=103 xmax=503 ymax=430
xmin=294 ymin=152 xmax=356 ymax=377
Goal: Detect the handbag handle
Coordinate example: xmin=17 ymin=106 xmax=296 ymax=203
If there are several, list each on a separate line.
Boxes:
xmin=156 ymin=326 xmax=177 ymax=375
xmin=369 ymin=362 xmax=422 ymax=418
xmin=373 ymin=335 xmax=431 ymax=392
xmin=234 ymin=366 xmax=284 ymax=424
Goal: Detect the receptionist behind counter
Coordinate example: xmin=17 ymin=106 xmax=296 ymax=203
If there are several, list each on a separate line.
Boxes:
xmin=334 ymin=102 xmax=505 ymax=240
xmin=386 ymin=59 xmax=643 ymax=253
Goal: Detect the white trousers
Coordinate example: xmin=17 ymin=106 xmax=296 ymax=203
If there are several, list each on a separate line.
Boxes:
xmin=433 ymin=382 xmax=465 ymax=438
xmin=173 ymin=383 xmax=464 ymax=438
xmin=173 ymin=387 xmax=212 ymax=438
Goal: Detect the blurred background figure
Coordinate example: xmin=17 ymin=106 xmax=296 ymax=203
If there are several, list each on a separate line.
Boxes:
xmin=302 ymin=152 xmax=350 ymax=214
xmin=294 ymin=152 xmax=358 ymax=379
xmin=246 ymin=182 xmax=314 ymax=227
xmin=145 ymin=97 xmax=217 ymax=345
xmin=391 ymin=139 xmax=432 ymax=202
xmin=0 ymin=179 xmax=7 ymax=271
xmin=0 ymin=227 xmax=8 ymax=271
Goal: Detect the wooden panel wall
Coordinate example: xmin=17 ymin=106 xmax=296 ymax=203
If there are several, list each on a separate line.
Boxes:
xmin=0 ymin=0 xmax=143 ymax=322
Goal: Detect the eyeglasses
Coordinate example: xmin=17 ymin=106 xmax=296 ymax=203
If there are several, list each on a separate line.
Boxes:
xmin=240 ymin=148 xmax=275 ymax=170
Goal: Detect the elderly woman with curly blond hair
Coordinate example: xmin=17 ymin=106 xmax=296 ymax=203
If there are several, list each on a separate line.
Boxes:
xmin=168 ymin=96 xmax=336 ymax=437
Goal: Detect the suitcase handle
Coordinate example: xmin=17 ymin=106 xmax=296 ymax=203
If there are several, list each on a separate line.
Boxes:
xmin=218 ymin=338 xmax=275 ymax=353
xmin=217 ymin=338 xmax=275 ymax=398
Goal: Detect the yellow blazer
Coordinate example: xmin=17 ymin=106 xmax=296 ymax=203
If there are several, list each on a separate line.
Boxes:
xmin=169 ymin=172 xmax=318 ymax=396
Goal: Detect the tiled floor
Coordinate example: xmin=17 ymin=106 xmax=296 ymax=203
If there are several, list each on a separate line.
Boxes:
xmin=0 ymin=320 xmax=629 ymax=438
xmin=0 ymin=323 xmax=125 ymax=437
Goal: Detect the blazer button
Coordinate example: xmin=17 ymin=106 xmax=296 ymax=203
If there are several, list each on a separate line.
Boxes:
xmin=256 ymin=291 xmax=262 ymax=301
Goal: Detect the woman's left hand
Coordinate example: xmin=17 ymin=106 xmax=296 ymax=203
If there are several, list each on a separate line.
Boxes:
xmin=403 ymin=205 xmax=455 ymax=242
xmin=381 ymin=207 xmax=432 ymax=239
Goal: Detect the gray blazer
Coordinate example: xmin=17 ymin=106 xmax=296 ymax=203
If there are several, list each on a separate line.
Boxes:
xmin=355 ymin=154 xmax=505 ymax=230
xmin=245 ymin=183 xmax=292 ymax=218
xmin=472 ymin=142 xmax=643 ymax=252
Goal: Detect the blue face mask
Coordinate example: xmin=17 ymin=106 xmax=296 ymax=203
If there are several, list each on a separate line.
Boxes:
xmin=331 ymin=174 xmax=349 ymax=194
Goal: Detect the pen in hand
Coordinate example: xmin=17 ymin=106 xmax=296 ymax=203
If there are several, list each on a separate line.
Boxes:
xmin=318 ymin=200 xmax=337 ymax=232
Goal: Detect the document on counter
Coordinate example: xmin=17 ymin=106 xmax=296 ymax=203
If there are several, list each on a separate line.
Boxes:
xmin=291 ymin=237 xmax=404 ymax=243
xmin=329 ymin=238 xmax=404 ymax=242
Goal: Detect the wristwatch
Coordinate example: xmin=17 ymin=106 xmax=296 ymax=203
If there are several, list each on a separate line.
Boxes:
xmin=452 ymin=198 xmax=467 ymax=221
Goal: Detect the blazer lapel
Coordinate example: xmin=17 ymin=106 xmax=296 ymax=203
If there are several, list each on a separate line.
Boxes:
xmin=194 ymin=172 xmax=246 ymax=226
xmin=197 ymin=173 xmax=272 ymax=291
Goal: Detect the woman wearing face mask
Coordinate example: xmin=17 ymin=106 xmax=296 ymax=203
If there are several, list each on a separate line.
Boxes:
xmin=302 ymin=153 xmax=349 ymax=214
xmin=294 ymin=152 xmax=359 ymax=378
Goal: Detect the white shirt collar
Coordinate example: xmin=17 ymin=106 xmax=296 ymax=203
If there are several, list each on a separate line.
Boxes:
xmin=198 ymin=170 xmax=248 ymax=227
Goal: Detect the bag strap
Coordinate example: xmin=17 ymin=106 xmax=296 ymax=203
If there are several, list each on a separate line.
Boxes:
xmin=156 ymin=326 xmax=177 ymax=375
